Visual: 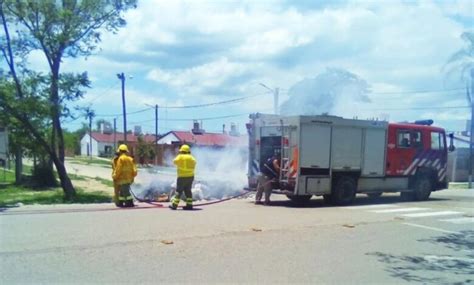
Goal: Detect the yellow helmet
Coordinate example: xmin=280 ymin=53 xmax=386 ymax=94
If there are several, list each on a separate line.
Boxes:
xmin=118 ymin=144 xmax=129 ymax=152
xmin=179 ymin=144 xmax=190 ymax=152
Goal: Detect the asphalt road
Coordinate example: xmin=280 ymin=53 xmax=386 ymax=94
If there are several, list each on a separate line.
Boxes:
xmin=1 ymin=189 xmax=473 ymax=284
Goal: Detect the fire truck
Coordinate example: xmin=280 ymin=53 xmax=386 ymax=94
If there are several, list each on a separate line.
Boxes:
xmin=246 ymin=113 xmax=454 ymax=205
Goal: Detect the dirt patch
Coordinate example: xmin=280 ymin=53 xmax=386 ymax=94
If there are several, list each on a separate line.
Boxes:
xmin=72 ymin=177 xmax=113 ymax=195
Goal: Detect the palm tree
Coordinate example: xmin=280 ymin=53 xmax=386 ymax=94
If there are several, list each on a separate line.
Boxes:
xmin=445 ymin=31 xmax=474 ymax=187
xmin=445 ymin=31 xmax=474 ymax=100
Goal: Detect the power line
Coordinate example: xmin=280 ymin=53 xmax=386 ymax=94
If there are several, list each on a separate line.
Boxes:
xmin=160 ymin=94 xmax=264 ymax=109
xmin=370 ymin=87 xmax=464 ymax=95
xmin=363 ymin=105 xmax=469 ymax=111
xmin=94 ymin=94 xmax=265 ymax=117
xmin=84 ymin=82 xmax=119 ymax=104
xmin=95 ymin=107 xmax=149 ymax=117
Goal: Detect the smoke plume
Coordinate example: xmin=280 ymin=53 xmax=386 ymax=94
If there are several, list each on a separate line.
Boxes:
xmin=280 ymin=68 xmax=371 ymax=117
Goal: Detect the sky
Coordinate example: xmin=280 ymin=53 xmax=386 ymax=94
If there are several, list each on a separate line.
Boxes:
xmin=35 ymin=0 xmax=473 ymax=135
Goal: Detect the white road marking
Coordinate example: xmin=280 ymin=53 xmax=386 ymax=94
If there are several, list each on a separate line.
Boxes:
xmin=402 ymin=211 xmax=461 ymax=218
xmin=371 ymin=207 xmax=428 ymax=213
xmin=439 ymin=217 xmax=474 ymax=224
xmin=402 ymin=222 xmax=460 ymax=234
xmin=424 ymin=255 xmax=474 ymax=263
xmin=345 ymin=204 xmax=399 ymax=210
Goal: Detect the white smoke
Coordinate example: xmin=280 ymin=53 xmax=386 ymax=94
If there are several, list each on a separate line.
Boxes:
xmin=131 ymin=145 xmax=248 ymax=201
xmin=280 ymin=68 xmax=371 ymax=117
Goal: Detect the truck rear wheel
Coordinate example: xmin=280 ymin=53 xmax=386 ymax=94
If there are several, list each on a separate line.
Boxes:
xmin=286 ymin=195 xmax=312 ymax=205
xmin=414 ymin=175 xmax=432 ymax=201
xmin=323 ymin=194 xmax=332 ymax=204
xmin=331 ymin=176 xmax=357 ymax=206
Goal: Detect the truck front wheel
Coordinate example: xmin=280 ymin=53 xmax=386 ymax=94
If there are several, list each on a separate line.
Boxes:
xmin=414 ymin=175 xmax=432 ymax=201
xmin=331 ymin=176 xmax=357 ymax=206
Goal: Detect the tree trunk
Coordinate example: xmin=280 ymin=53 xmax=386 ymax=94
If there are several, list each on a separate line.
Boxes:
xmin=14 ymin=148 xmax=22 ymax=184
xmin=3 ymin=104 xmax=76 ymax=199
xmin=51 ymin=152 xmax=75 ymax=199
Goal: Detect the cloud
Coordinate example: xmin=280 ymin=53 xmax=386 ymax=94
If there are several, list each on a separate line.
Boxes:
xmin=30 ymin=0 xmax=470 ymax=134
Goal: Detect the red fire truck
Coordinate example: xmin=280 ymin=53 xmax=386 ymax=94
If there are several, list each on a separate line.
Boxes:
xmin=246 ymin=113 xmax=454 ymax=205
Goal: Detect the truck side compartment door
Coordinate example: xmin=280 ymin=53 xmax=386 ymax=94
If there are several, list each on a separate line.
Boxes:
xmin=362 ymin=128 xmax=386 ymax=176
xmin=300 ymin=123 xmax=331 ymax=171
xmin=331 ymin=127 xmax=362 ymax=170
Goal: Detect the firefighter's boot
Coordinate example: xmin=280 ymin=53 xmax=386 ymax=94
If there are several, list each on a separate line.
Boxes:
xmin=183 ymin=198 xmax=193 ymax=210
xmin=169 ymin=194 xmax=180 ymax=210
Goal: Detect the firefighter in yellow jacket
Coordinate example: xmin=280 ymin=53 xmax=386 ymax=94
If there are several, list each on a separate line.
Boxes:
xmin=112 ymin=144 xmax=137 ymax=207
xmin=169 ymin=144 xmax=196 ymax=210
xmin=111 ymin=152 xmax=120 ymax=207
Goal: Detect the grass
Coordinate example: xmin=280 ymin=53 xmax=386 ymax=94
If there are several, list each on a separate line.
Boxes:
xmin=68 ymin=156 xmax=111 ymax=167
xmin=0 ymin=169 xmax=15 ymax=183
xmin=93 ymin=176 xmax=114 ymax=187
xmin=0 ymin=184 xmax=112 ymax=208
xmin=448 ymin=182 xmax=469 ymax=189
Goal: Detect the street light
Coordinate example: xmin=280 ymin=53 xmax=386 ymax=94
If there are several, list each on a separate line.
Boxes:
xmin=117 ymin=73 xmax=133 ymax=143
xmin=145 ymin=103 xmax=159 ymax=165
xmin=259 ymin=83 xmax=280 ymax=115
xmin=117 ymin=72 xmax=127 ymax=143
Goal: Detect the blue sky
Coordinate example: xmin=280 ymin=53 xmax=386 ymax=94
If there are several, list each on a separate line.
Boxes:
xmin=34 ymin=0 xmax=473 ymax=135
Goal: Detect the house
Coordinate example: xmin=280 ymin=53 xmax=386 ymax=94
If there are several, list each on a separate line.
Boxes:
xmin=80 ymin=129 xmax=156 ymax=158
xmin=156 ymin=122 xmax=248 ymax=166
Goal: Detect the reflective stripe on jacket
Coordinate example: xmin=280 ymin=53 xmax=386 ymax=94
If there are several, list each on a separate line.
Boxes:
xmin=112 ymin=154 xmax=137 ymax=185
xmin=173 ymin=153 xmax=196 ymax=177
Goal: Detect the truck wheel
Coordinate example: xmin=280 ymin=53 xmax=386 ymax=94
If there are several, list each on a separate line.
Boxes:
xmin=323 ymin=194 xmax=332 ymax=204
xmin=331 ymin=176 xmax=357 ymax=206
xmin=400 ymin=191 xmax=414 ymax=201
xmin=366 ymin=193 xmax=382 ymax=198
xmin=286 ymin=195 xmax=312 ymax=205
xmin=414 ymin=175 xmax=432 ymax=201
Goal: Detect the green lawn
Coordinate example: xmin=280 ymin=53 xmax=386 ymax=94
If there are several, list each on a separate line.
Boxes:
xmin=448 ymin=183 xmax=469 ymax=189
xmin=67 ymin=156 xmax=112 ymax=167
xmin=0 ymin=169 xmax=113 ymax=207
xmin=0 ymin=185 xmax=112 ymax=208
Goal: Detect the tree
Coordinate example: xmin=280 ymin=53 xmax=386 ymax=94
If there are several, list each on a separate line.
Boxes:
xmin=445 ymin=31 xmax=474 ymax=187
xmin=0 ymin=0 xmax=137 ymax=199
xmin=445 ymin=31 xmax=474 ymax=85
xmin=136 ymin=135 xmax=155 ymax=165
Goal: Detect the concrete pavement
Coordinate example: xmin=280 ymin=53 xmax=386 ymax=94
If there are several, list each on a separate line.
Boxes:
xmin=1 ymin=189 xmax=473 ymax=284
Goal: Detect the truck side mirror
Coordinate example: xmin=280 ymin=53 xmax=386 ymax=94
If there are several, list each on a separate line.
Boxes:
xmin=448 ymin=133 xmax=456 ymax=152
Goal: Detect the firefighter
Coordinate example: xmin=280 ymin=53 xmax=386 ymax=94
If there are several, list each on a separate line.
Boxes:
xmin=112 ymin=144 xmax=137 ymax=207
xmin=169 ymin=144 xmax=196 ymax=210
xmin=111 ymin=151 xmax=121 ymax=207
xmin=256 ymin=155 xmax=280 ymax=206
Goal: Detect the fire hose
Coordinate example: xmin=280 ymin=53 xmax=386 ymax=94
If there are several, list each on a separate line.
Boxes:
xmin=128 ymin=178 xmax=275 ymax=209
xmin=0 ymin=180 xmax=269 ymax=216
xmin=129 ymin=187 xmax=254 ymax=209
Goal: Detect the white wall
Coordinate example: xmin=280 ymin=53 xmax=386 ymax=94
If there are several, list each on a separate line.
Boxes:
xmin=80 ymin=134 xmax=99 ymax=156
xmin=157 ymin=133 xmax=180 ymax=144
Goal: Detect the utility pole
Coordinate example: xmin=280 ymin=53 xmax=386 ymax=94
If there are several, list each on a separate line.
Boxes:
xmin=466 ymin=68 xmax=474 ymax=189
xmin=155 ymin=104 xmax=158 ymax=142
xmin=85 ymin=108 xmax=95 ymax=159
xmin=259 ymin=83 xmax=280 ymax=115
xmin=113 ymin=118 xmax=117 ymax=152
xmin=155 ymin=104 xmax=158 ymax=165
xmin=117 ymin=72 xmax=127 ymax=143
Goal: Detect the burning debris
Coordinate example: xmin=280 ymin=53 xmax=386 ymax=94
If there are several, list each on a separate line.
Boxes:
xmin=131 ymin=146 xmax=248 ymax=202
xmin=131 ymin=178 xmax=246 ymax=202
